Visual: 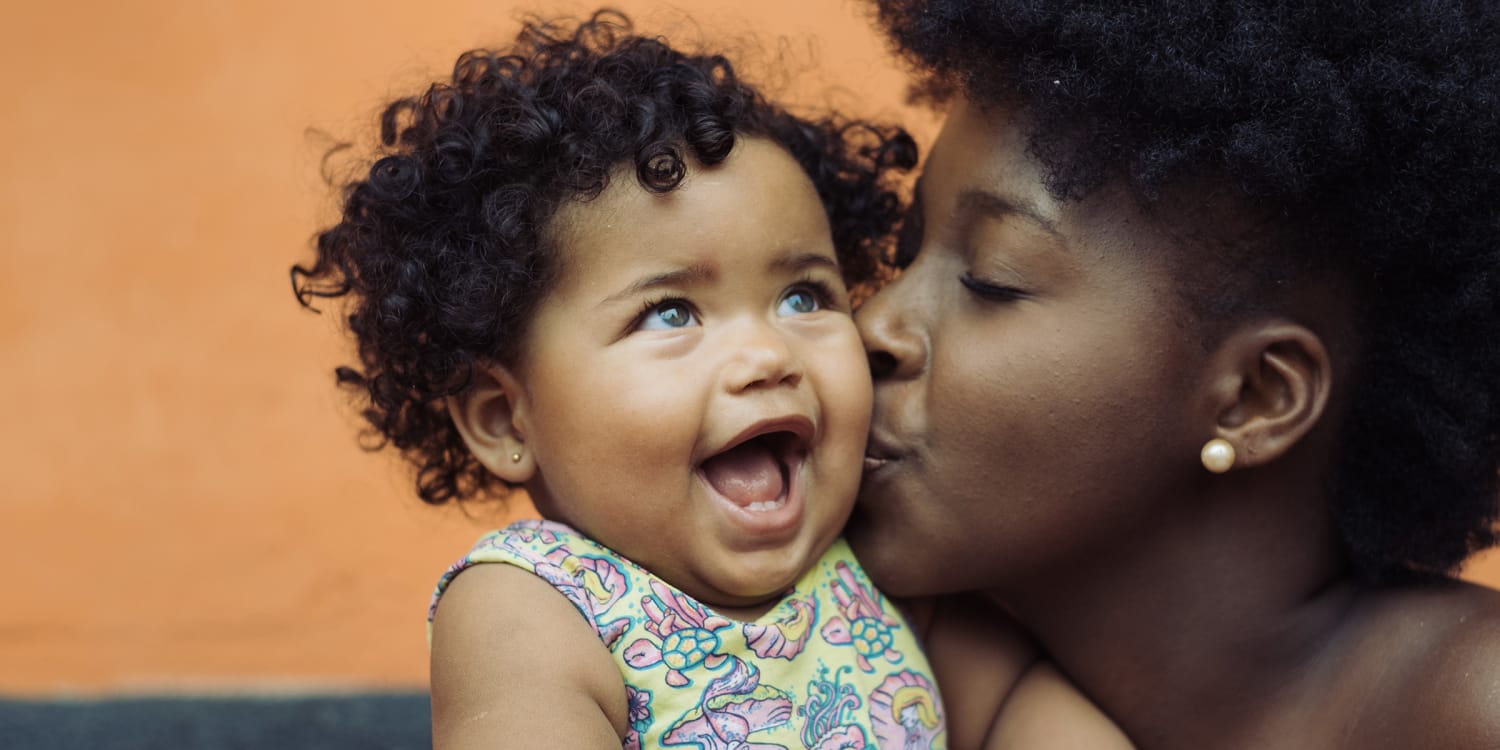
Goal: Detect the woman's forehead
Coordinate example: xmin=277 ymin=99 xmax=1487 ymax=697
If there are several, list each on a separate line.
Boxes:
xmin=922 ymin=100 xmax=1053 ymax=208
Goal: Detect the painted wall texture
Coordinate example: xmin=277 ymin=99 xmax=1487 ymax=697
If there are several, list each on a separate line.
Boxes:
xmin=1 ymin=0 xmax=1496 ymax=695
xmin=0 ymin=0 xmax=931 ymax=693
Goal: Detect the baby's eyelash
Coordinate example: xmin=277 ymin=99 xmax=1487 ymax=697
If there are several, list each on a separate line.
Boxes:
xmin=624 ymin=276 xmax=843 ymax=334
xmin=628 ymin=295 xmax=694 ymax=329
xmin=791 ymin=275 xmax=844 ymax=310
xmin=635 ymin=295 xmax=675 ymax=319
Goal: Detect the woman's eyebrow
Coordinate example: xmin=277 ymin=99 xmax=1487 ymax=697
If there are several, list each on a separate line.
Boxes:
xmin=956 ymin=188 xmax=1059 ymax=237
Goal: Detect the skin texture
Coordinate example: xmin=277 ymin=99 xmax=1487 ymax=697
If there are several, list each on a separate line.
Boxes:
xmin=852 ymin=98 xmax=1212 ymax=597
xmin=451 ymin=137 xmax=872 ymax=614
xmin=436 ymin=133 xmax=1136 ymax=749
xmin=912 ymin=595 xmax=1135 ymax=749
xmin=434 ymin=139 xmax=872 ymax=748
xmin=850 ymin=98 xmax=1500 ymax=749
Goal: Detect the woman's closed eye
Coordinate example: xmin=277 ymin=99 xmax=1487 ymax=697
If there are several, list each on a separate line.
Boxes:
xmin=960 ymin=272 xmax=1030 ymax=302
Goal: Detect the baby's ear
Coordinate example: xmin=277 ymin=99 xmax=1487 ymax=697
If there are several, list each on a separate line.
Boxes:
xmin=447 ymin=364 xmax=536 ymax=483
xmin=1198 ymin=321 xmax=1333 ymax=470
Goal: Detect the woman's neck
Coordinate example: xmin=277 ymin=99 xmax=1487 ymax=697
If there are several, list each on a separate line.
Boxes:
xmin=999 ymin=474 xmax=1359 ymax=747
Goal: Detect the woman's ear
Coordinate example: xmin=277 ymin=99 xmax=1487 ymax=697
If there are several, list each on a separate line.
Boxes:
xmin=1200 ymin=322 xmax=1333 ymax=470
xmin=447 ymin=364 xmax=536 ymax=484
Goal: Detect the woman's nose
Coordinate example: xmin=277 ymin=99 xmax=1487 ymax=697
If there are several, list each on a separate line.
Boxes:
xmin=856 ymin=274 xmax=926 ymax=381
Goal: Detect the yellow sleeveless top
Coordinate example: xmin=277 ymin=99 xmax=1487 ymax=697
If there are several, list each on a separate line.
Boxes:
xmin=431 ymin=519 xmax=947 ymax=749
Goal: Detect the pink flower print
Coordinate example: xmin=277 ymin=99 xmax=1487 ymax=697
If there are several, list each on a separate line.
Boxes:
xmin=818 ymin=562 xmax=903 ymax=672
xmin=623 ymin=685 xmax=653 ymax=750
xmin=623 ymin=579 xmax=733 ymax=686
xmin=744 ymin=596 xmax=818 ymax=660
xmin=626 ymin=685 xmax=652 ymax=724
xmin=868 ymin=671 xmax=944 ymax=749
xmin=662 ymin=657 xmax=794 ymax=749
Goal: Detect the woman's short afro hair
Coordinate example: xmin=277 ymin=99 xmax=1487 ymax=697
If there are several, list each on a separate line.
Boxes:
xmin=872 ymin=0 xmax=1500 ymax=582
xmin=292 ymin=9 xmax=916 ymax=506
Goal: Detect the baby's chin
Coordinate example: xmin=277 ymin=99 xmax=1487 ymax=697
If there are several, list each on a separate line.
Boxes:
xmin=644 ymin=500 xmax=850 ymax=616
xmin=705 ymin=564 xmax=804 ymax=605
xmin=696 ymin=580 xmax=800 ymax=621
xmin=690 ymin=543 xmax=832 ymax=617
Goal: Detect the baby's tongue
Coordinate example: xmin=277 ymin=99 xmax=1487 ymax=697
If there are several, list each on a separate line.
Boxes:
xmin=701 ymin=440 xmax=785 ymax=507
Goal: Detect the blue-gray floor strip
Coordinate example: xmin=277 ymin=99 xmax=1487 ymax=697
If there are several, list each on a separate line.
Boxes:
xmin=0 ymin=693 xmax=430 ymax=750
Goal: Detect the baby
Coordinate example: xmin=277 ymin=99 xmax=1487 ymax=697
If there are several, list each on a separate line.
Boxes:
xmin=294 ymin=11 xmax=1130 ymax=749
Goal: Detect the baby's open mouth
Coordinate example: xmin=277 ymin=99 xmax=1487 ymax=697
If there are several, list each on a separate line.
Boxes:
xmin=700 ymin=431 xmax=803 ymax=512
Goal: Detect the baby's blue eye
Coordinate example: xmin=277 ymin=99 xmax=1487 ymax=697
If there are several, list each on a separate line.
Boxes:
xmin=777 ymin=288 xmax=821 ymax=316
xmin=638 ymin=301 xmax=698 ymax=331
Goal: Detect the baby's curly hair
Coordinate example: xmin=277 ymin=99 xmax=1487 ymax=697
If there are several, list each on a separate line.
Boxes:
xmin=873 ymin=0 xmax=1500 ymax=582
xmin=292 ymin=9 xmax=915 ymax=506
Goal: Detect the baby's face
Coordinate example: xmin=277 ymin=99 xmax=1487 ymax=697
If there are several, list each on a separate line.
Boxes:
xmin=511 ymin=138 xmax=872 ymax=611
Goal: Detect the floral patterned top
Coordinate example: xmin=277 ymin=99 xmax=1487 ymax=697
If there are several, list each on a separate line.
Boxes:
xmin=430 ymin=519 xmax=947 ymax=749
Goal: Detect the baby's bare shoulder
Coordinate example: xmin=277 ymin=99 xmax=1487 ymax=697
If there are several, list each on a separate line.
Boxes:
xmin=430 ymin=564 xmax=628 ymax=749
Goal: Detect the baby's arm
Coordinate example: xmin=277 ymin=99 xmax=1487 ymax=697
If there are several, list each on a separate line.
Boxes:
xmin=920 ymin=595 xmax=1038 ymax=747
xmin=922 ymin=595 xmax=1134 ymax=749
xmin=985 ymin=663 xmax=1135 ymax=749
xmin=429 ymin=563 xmax=627 ymax=749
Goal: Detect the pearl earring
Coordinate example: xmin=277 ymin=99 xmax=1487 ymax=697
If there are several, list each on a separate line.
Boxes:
xmin=510 ymin=451 xmax=522 ymax=463
xmin=1200 ymin=438 xmax=1235 ymax=473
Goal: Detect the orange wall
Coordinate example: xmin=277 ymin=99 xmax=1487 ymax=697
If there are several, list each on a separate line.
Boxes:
xmin=2 ymin=0 xmax=1496 ymax=696
xmin=0 ymin=0 xmax=926 ymax=694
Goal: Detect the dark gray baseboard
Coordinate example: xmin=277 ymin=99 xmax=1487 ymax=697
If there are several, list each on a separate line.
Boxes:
xmin=0 ymin=693 xmax=430 ymax=749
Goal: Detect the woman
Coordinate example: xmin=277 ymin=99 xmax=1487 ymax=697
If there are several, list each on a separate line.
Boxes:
xmin=849 ymin=1 xmax=1500 ymax=747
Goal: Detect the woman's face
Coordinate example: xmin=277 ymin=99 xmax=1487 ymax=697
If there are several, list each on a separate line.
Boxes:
xmin=848 ymin=98 xmax=1211 ymax=597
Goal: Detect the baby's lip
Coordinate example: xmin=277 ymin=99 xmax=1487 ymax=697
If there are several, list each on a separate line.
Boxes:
xmin=696 ymin=414 xmax=811 ymax=540
xmin=708 ymin=414 xmax=814 ymax=461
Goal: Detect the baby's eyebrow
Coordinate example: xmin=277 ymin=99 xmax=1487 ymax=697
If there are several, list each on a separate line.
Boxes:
xmin=598 ymin=262 xmax=717 ymax=308
xmin=771 ymin=252 xmax=840 ymax=275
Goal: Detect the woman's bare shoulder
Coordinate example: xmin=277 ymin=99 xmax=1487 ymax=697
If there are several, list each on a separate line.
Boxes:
xmin=1343 ymin=580 xmax=1500 ymax=749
